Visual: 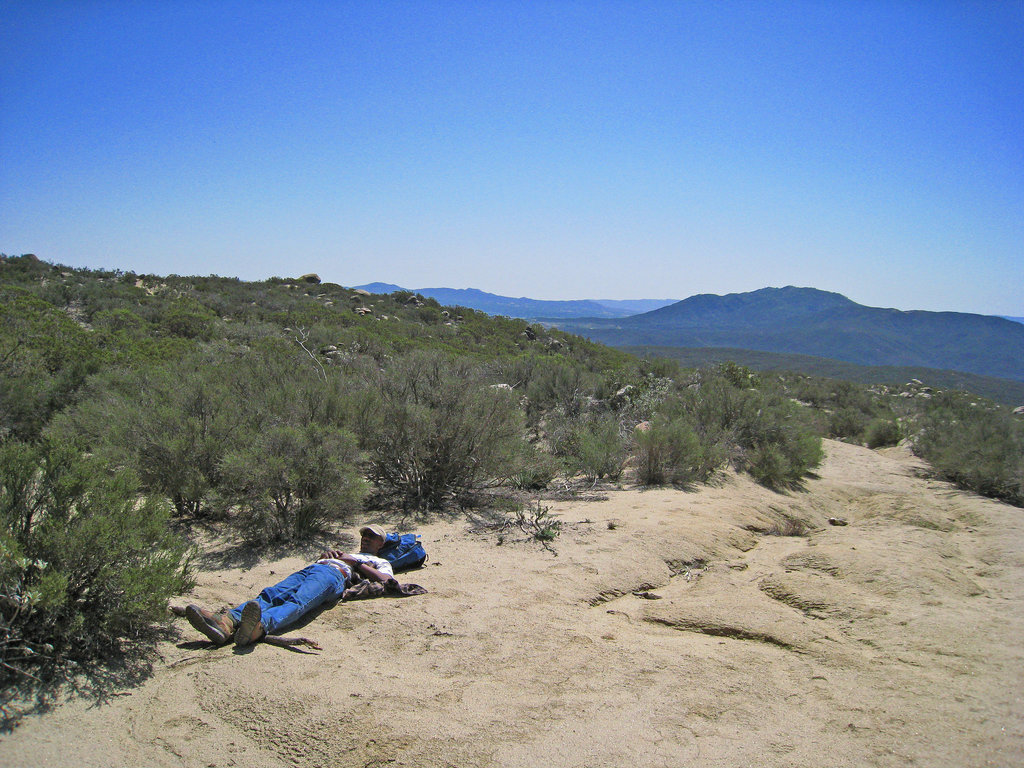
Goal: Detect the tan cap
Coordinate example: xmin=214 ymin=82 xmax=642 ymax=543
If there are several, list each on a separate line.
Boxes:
xmin=359 ymin=524 xmax=386 ymax=540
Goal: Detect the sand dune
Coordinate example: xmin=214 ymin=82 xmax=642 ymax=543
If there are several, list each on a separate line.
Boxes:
xmin=5 ymin=440 xmax=1023 ymax=767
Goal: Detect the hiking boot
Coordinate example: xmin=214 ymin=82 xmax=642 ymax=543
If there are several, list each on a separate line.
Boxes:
xmin=185 ymin=604 xmax=236 ymax=645
xmin=234 ymin=601 xmax=266 ymax=646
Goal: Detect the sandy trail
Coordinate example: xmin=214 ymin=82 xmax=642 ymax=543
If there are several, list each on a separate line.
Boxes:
xmin=4 ymin=440 xmax=1023 ymax=767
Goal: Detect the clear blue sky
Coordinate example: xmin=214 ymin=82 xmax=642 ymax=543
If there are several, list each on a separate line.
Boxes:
xmin=2 ymin=1 xmax=1021 ymax=314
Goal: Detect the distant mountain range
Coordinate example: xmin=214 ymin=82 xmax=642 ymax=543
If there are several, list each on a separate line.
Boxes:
xmin=353 ymin=282 xmax=1024 ymax=384
xmin=551 ymin=286 xmax=1024 ymax=383
xmin=354 ymin=283 xmax=676 ymax=319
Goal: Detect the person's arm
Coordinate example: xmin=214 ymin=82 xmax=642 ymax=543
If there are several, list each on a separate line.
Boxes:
xmin=339 ymin=554 xmax=393 ymax=583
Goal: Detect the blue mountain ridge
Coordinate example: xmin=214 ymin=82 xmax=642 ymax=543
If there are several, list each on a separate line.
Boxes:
xmin=552 ymin=286 xmax=1024 ymax=383
xmin=352 ymin=283 xmax=675 ymax=319
xmin=351 ymin=282 xmax=1023 ymax=382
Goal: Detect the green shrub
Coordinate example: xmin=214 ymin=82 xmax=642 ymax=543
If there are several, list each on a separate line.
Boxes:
xmin=51 ymin=342 xmax=376 ymax=530
xmin=828 ymin=407 xmax=870 ymax=441
xmin=633 ymin=415 xmax=717 ymax=486
xmin=49 ymin=363 xmax=239 ymax=516
xmin=914 ymin=394 xmax=1023 ymax=505
xmin=367 ymin=353 xmax=527 ymax=510
xmin=746 ymin=442 xmax=787 ymax=487
xmin=0 ymin=291 xmax=102 ymax=441
xmin=1 ymin=439 xmax=193 ymax=710
xmin=515 ymin=500 xmax=562 ymax=542
xmin=679 ymin=373 xmax=758 ymax=444
xmin=522 ymin=359 xmax=600 ymax=423
xmin=717 ymin=361 xmax=760 ymax=388
xmin=736 ymin=406 xmax=823 ymax=488
xmin=92 ymin=308 xmax=147 ymax=334
xmin=570 ymin=415 xmax=627 ymax=481
xmin=417 ymin=306 xmax=442 ymax=324
xmin=615 ymin=373 xmax=674 ymax=422
xmin=507 ymin=448 xmax=561 ymax=490
xmin=744 ymin=432 xmax=823 ymax=488
xmin=654 ymin=371 xmax=822 ymax=488
xmin=864 ymin=418 xmax=901 ymax=448
xmin=160 ymin=297 xmax=218 ymax=340
xmin=216 ymin=424 xmax=366 ymax=542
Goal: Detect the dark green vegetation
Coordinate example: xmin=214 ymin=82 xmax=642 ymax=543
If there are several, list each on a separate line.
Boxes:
xmin=768 ymin=369 xmax=1023 ymax=506
xmin=0 ymin=440 xmax=192 ymax=696
xmin=553 ymin=286 xmax=1024 ymax=383
xmin=624 ymin=346 xmax=1024 ymax=407
xmin=915 ymin=392 xmax=1024 ymax=506
xmin=2 ymin=254 xmax=1021 ymax=721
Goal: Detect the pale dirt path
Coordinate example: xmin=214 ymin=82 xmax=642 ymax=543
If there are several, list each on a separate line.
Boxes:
xmin=3 ymin=440 xmax=1023 ymax=767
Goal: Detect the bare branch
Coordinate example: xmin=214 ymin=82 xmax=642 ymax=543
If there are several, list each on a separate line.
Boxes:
xmin=292 ymin=326 xmax=327 ymax=383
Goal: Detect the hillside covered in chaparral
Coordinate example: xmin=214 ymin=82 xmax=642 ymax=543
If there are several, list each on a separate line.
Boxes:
xmin=2 ymin=254 xmax=1023 ymax=767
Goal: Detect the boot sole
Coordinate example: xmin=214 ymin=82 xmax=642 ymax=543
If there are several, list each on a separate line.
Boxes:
xmin=184 ymin=604 xmax=230 ymax=645
xmin=235 ymin=601 xmax=264 ymax=646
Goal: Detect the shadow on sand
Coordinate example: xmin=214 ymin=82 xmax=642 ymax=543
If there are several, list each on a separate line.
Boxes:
xmin=1 ymin=627 xmax=174 ymax=733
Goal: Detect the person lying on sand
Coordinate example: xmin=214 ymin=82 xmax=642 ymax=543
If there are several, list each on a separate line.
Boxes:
xmin=185 ymin=524 xmax=397 ymax=647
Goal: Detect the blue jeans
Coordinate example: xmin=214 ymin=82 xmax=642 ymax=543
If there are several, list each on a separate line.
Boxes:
xmin=228 ymin=563 xmax=348 ymax=634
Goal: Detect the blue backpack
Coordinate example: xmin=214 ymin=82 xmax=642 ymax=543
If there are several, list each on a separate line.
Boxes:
xmin=378 ymin=532 xmax=427 ymax=572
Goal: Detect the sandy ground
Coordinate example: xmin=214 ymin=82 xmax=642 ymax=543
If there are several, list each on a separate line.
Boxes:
xmin=3 ymin=439 xmax=1023 ymax=767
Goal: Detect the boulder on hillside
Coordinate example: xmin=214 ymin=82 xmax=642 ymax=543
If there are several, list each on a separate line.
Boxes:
xmin=300 ymin=273 xmax=321 ymax=284
xmin=611 ymin=385 xmax=634 ymax=409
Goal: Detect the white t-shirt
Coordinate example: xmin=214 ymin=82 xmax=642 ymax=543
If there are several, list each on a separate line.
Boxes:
xmin=350 ymin=553 xmax=394 ymax=578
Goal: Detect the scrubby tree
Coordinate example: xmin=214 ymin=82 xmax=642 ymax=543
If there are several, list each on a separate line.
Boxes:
xmin=634 ymin=415 xmax=706 ymax=486
xmin=366 ymin=352 xmax=527 ymax=510
xmin=1 ymin=439 xmax=192 ymax=709
xmin=217 ymin=423 xmax=366 ymax=541
xmin=564 ymin=414 xmax=627 ymax=481
xmin=48 ymin=362 xmax=241 ymax=516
